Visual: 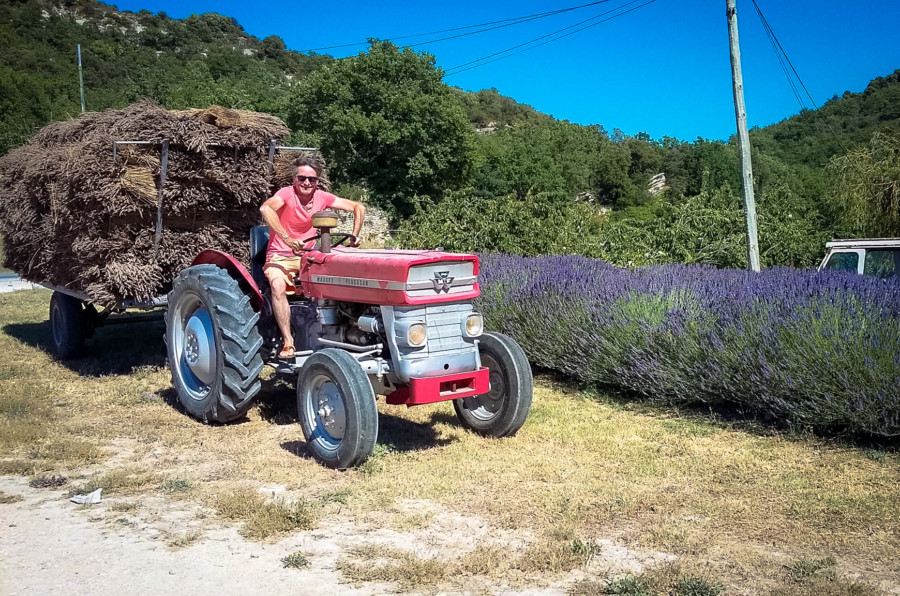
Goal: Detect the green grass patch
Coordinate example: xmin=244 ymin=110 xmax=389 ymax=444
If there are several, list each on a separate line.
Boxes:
xmin=281 ymin=551 xmax=310 ymax=569
xmin=160 ymin=477 xmax=192 ymax=493
xmin=864 ymin=449 xmax=887 ymax=463
xmin=603 ymin=574 xmax=652 ymax=595
xmin=786 ymin=556 xmax=837 ymax=582
xmin=512 ymin=538 xmax=593 ymax=573
xmin=672 ymin=576 xmax=724 ymax=596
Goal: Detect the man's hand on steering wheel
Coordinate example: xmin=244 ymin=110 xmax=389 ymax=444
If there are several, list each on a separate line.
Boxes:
xmin=285 ymin=236 xmax=305 ymax=252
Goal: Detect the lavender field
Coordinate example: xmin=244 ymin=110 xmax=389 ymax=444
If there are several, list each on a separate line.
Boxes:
xmin=477 ymin=254 xmax=900 ymax=437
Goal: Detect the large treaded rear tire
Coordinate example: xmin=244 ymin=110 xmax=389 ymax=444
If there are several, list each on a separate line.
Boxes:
xmin=166 ymin=265 xmax=263 ymax=423
xmin=453 ymin=332 xmax=532 ymax=437
xmin=297 ymin=349 xmax=378 ymax=469
xmin=50 ymin=291 xmax=88 ymax=359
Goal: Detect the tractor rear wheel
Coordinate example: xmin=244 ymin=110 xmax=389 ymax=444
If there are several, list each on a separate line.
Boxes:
xmin=166 ymin=265 xmax=263 ymax=423
xmin=49 ymin=291 xmax=89 ymax=359
xmin=453 ymin=332 xmax=532 ymax=437
xmin=297 ymin=349 xmax=378 ymax=469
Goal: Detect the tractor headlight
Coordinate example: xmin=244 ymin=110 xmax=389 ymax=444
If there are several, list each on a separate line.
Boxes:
xmin=407 ymin=323 xmax=427 ymax=347
xmin=395 ymin=320 xmax=427 ymax=347
xmin=463 ymin=313 xmax=483 ymax=337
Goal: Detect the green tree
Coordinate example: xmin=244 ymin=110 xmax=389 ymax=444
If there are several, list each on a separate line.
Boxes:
xmin=599 ymin=182 xmax=827 ymax=269
xmin=397 ymin=190 xmax=604 ymax=256
xmin=828 ymin=131 xmax=900 ymax=237
xmin=594 ymin=142 xmax=634 ymax=205
xmin=287 ymin=41 xmax=477 ymax=217
xmin=475 ymin=120 xmax=602 ymax=200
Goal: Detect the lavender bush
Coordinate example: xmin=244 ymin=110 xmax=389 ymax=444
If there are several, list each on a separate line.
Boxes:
xmin=477 ymin=254 xmax=900 ymax=436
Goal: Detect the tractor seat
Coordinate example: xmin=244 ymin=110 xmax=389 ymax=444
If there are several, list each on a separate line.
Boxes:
xmin=250 ymin=225 xmax=270 ymax=292
xmin=250 ymin=225 xmax=305 ymax=298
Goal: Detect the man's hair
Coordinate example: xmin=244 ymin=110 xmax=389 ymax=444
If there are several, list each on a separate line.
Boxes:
xmin=291 ymin=154 xmax=330 ymax=190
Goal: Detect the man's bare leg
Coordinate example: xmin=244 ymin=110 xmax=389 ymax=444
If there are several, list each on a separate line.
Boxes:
xmin=270 ymin=277 xmax=294 ymax=352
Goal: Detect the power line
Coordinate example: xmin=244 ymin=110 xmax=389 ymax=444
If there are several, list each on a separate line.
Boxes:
xmin=750 ymin=0 xmax=817 ymax=110
xmin=444 ymin=0 xmax=658 ymax=77
xmin=295 ymin=1 xmax=616 ymax=53
xmin=752 ymin=1 xmax=804 ymax=109
xmin=750 ymin=0 xmax=846 ymax=155
xmin=406 ymin=1 xmax=617 ymax=50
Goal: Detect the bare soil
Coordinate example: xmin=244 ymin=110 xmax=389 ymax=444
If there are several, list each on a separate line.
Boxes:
xmin=0 ymin=476 xmax=674 ymax=595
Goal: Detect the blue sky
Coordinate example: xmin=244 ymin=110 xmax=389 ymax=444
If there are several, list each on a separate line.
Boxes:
xmin=110 ymin=0 xmax=900 ymax=141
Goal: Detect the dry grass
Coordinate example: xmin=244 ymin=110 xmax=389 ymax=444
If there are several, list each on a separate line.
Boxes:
xmin=205 ymin=488 xmax=317 ymax=540
xmin=338 ymin=545 xmax=449 ymax=589
xmin=0 ymin=490 xmax=24 ymax=504
xmin=1 ymin=290 xmax=899 ymax=593
xmin=67 ymin=466 xmax=163 ymax=497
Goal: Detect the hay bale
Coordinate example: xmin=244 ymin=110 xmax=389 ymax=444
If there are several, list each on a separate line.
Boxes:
xmin=119 ymin=167 xmax=157 ymax=206
xmin=0 ymin=101 xmax=290 ymax=307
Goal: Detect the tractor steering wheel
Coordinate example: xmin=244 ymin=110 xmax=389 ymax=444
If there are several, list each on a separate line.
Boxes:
xmin=330 ymin=233 xmax=358 ymax=248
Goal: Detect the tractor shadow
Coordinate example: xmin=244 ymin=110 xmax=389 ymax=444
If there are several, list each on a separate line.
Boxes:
xmin=375 ymin=411 xmax=455 ymax=453
xmin=278 ymin=409 xmax=454 ymax=464
xmin=263 ymin=379 xmax=456 ymax=460
xmin=3 ymin=318 xmax=167 ymax=376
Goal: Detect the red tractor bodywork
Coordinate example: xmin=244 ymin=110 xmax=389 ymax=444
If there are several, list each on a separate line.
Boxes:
xmin=192 ymin=246 xmax=488 ymax=407
xmin=193 ymin=247 xmax=479 ymax=308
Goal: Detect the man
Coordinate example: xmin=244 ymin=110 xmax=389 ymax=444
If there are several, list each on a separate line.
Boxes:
xmin=260 ymin=156 xmax=365 ymax=359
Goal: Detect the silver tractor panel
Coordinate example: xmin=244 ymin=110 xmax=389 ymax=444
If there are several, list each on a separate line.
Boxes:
xmin=381 ymin=301 xmax=480 ymax=382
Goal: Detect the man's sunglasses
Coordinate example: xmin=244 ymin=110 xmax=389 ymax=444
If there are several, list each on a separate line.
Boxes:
xmin=294 ymin=175 xmax=319 ymax=184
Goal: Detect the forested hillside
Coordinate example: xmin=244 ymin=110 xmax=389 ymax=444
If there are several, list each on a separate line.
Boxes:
xmin=2 ymin=0 xmax=898 ymax=269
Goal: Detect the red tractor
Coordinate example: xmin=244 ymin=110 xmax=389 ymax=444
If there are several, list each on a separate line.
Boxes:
xmin=165 ymin=212 xmax=532 ymax=468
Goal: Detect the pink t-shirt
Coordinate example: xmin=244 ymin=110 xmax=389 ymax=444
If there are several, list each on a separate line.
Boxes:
xmin=266 ymin=186 xmax=337 ymax=259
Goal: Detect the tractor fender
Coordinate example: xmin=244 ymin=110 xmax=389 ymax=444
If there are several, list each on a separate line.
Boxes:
xmin=191 ymin=250 xmax=264 ymax=312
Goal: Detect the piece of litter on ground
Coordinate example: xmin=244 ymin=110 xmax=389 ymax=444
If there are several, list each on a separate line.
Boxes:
xmin=70 ymin=488 xmax=102 ymax=505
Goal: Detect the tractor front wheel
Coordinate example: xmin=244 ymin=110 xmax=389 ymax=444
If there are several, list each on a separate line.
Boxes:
xmin=166 ymin=265 xmax=263 ymax=423
xmin=297 ymin=349 xmax=378 ymax=469
xmin=453 ymin=332 xmax=532 ymax=437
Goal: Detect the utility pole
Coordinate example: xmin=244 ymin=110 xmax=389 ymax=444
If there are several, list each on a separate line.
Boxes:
xmin=726 ymin=0 xmax=761 ymax=272
xmin=77 ymin=44 xmax=86 ymax=114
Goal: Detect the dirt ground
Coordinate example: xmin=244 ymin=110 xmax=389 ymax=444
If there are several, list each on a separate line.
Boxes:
xmin=3 ymin=283 xmax=897 ymax=595
xmin=0 ymin=276 xmax=37 ymax=294
xmin=0 ymin=475 xmax=678 ymax=595
xmin=0 ymin=476 xmax=376 ymax=595
xmin=0 ymin=280 xmax=668 ymax=595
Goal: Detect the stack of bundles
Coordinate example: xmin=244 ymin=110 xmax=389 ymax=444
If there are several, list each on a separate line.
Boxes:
xmin=0 ymin=101 xmax=290 ymax=307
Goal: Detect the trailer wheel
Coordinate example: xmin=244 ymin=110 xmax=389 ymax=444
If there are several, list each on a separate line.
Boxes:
xmin=454 ymin=332 xmax=532 ymax=437
xmin=297 ymin=349 xmax=378 ymax=469
xmin=49 ymin=291 xmax=88 ymax=359
xmin=166 ymin=265 xmax=263 ymax=423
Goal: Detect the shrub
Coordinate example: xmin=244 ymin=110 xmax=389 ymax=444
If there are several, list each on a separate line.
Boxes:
xmin=477 ymin=254 xmax=900 ymax=436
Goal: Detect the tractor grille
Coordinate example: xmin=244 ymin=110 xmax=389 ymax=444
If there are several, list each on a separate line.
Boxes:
xmin=406 ymin=262 xmax=476 ymax=298
xmin=387 ymin=302 xmax=479 ymax=380
xmin=395 ymin=302 xmax=471 ymax=356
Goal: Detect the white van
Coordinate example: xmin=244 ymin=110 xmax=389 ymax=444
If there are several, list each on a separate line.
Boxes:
xmin=818 ymin=239 xmax=900 ymax=279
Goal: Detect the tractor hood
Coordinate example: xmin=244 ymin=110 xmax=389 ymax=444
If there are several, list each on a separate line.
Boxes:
xmin=298 ymin=247 xmax=480 ymax=306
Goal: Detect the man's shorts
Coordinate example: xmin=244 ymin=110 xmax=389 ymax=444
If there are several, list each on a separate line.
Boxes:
xmin=263 ymin=255 xmax=304 ymax=295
